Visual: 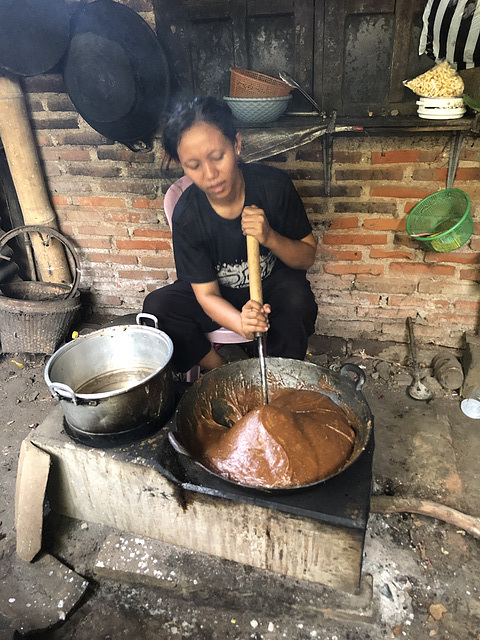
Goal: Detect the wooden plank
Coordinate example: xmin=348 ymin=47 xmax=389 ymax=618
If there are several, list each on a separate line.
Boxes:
xmin=389 ymin=0 xmax=419 ymax=103
xmin=323 ymin=0 xmax=346 ymax=113
xmin=294 ymin=0 xmax=315 ymax=92
xmin=32 ymin=407 xmax=364 ymax=593
xmin=15 ymin=438 xmax=51 ymax=562
xmin=345 ymin=0 xmax=393 ymax=13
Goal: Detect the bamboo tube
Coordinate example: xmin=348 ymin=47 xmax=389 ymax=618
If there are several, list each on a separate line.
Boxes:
xmin=0 ymin=75 xmax=70 ymax=283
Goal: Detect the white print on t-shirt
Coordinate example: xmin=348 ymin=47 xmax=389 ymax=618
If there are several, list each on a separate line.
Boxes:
xmin=216 ymin=251 xmax=276 ymax=289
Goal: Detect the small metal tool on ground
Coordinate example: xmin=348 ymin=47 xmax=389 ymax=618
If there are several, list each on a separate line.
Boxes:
xmin=407 ymin=317 xmax=432 ymax=401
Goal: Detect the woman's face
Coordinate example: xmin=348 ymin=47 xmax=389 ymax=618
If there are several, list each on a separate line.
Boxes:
xmin=176 ymin=121 xmax=242 ymax=201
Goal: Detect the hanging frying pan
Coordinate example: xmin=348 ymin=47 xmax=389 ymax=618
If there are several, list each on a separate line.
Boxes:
xmin=0 ymin=0 xmax=71 ymax=76
xmin=63 ymin=0 xmax=170 ymax=150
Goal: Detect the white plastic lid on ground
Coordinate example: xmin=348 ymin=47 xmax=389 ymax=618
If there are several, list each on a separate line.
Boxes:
xmin=461 ymin=397 xmax=480 ymax=419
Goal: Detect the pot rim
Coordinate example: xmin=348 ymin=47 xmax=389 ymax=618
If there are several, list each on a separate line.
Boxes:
xmin=44 ymin=323 xmax=173 ymax=401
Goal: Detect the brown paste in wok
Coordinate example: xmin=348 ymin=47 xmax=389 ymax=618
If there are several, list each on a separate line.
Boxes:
xmin=191 ymin=388 xmax=356 ymax=489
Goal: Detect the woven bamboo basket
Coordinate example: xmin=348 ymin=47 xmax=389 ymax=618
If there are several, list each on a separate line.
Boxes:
xmin=229 ymin=67 xmax=291 ymax=98
xmin=0 ymin=226 xmax=81 ymax=354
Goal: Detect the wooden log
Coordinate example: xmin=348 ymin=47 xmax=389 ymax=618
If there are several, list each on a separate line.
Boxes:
xmin=371 ymin=495 xmax=480 ymax=539
xmin=0 ymin=75 xmax=70 ymax=283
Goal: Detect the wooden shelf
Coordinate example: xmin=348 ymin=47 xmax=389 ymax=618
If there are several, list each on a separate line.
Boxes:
xmin=239 ymin=114 xmax=480 ymax=136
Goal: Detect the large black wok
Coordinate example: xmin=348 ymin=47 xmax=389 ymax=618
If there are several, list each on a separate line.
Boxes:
xmin=63 ymin=0 xmax=170 ymax=150
xmin=0 ymin=0 xmax=71 ymax=77
xmin=169 ymin=358 xmax=373 ymax=492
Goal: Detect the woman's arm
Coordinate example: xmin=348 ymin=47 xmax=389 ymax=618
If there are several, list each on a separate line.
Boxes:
xmin=191 ymin=280 xmax=270 ymax=340
xmin=241 ymin=205 xmax=317 ymax=270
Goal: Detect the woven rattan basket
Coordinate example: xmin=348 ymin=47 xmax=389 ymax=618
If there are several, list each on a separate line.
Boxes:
xmin=229 ymin=67 xmax=291 ymax=98
xmin=0 ymin=226 xmax=81 ymax=354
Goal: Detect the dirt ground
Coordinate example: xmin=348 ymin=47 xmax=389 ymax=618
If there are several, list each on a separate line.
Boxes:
xmin=1 ymin=331 xmax=480 ymax=640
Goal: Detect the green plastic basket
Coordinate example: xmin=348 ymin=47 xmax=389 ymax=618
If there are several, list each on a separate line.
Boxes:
xmin=406 ymin=188 xmax=473 ymax=253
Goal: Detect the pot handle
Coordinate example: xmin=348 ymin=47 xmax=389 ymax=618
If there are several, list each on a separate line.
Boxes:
xmin=136 ymin=312 xmax=158 ymax=329
xmin=168 ymin=431 xmax=192 ymax=459
xmin=49 ymin=382 xmax=78 ymax=405
xmin=340 ymin=363 xmax=366 ymax=391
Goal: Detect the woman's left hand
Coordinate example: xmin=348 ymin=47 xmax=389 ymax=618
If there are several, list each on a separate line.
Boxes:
xmin=241 ymin=205 xmax=272 ymax=246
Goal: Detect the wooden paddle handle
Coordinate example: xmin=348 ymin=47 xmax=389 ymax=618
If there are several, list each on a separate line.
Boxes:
xmin=246 ymin=235 xmax=263 ymax=304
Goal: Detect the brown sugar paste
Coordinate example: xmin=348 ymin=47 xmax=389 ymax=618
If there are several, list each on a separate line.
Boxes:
xmin=194 ymin=388 xmax=356 ymax=489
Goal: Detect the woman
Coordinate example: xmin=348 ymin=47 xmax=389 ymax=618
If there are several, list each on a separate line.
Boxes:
xmin=143 ymin=96 xmax=318 ymax=373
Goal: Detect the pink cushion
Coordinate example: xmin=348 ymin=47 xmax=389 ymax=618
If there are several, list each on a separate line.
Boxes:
xmin=163 ymin=176 xmax=193 ymax=230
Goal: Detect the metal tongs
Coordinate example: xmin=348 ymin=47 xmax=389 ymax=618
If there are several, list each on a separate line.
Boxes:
xmin=279 ymin=71 xmax=325 ymax=116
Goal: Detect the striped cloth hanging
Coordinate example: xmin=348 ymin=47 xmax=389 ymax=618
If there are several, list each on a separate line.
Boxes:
xmin=419 ymin=0 xmax=480 ymax=69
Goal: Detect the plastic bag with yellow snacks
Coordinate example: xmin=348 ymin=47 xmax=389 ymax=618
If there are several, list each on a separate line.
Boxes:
xmin=403 ymin=61 xmax=464 ymax=98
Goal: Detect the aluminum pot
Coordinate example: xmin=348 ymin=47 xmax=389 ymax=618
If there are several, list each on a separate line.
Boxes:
xmin=169 ymin=358 xmax=373 ymax=491
xmin=45 ymin=313 xmax=174 ymax=444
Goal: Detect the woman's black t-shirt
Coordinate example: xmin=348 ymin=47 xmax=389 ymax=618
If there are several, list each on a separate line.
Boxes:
xmin=171 ymin=163 xmax=312 ymax=289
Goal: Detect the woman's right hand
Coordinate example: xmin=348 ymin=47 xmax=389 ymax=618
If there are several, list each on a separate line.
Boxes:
xmin=241 ymin=300 xmax=270 ymax=339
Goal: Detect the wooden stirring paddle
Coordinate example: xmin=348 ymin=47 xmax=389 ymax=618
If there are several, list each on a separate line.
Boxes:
xmin=246 ymin=235 xmax=269 ymax=404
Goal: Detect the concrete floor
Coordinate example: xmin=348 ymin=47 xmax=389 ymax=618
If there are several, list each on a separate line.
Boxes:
xmin=0 ymin=335 xmax=479 ymax=639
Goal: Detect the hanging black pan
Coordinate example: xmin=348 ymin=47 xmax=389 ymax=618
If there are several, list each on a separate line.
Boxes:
xmin=63 ymin=0 xmax=170 ymax=150
xmin=0 ymin=0 xmax=71 ymax=76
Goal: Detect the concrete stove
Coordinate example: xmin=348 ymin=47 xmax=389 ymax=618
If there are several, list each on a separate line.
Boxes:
xmin=29 ymin=404 xmax=374 ymax=594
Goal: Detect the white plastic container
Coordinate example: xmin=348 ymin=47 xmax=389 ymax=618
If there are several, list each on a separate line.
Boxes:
xmin=417 ymin=96 xmax=466 ymax=120
xmin=461 ymin=387 xmax=480 ymax=419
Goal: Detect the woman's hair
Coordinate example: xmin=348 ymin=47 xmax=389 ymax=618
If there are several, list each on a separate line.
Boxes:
xmin=163 ymin=96 xmax=237 ymax=162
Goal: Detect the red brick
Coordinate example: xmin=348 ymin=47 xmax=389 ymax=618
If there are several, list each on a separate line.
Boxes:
xmin=357 ymin=307 xmax=411 ymax=319
xmin=418 ymin=280 xmax=476 ymax=295
xmin=335 ymin=167 xmax=403 ymax=181
xmin=455 ymin=300 xmax=480 ymax=312
xmin=88 ymin=253 xmax=138 ymax=265
xmin=64 ymin=209 xmax=104 ymax=222
xmin=77 ymin=225 xmax=129 ymax=237
xmin=436 ymin=167 xmax=480 ymax=182
xmin=322 ymin=249 xmax=362 ymax=261
xmin=97 ymin=148 xmax=155 ymax=163
xmin=411 ymin=168 xmax=436 ymax=181
xmin=323 ymin=233 xmax=388 ymax=246
xmin=76 ymin=238 xmax=112 ymax=249
xmin=132 ymin=198 xmax=164 ymax=210
xmin=119 ymin=270 xmax=167 ymax=280
xmin=363 ymin=218 xmax=406 ymax=231
xmin=73 ymin=196 xmax=126 ymax=208
xmin=334 ymin=202 xmax=397 ymax=215
xmin=333 ymin=151 xmax=363 ymax=164
xmin=428 ymin=313 xmax=477 ymax=327
xmin=370 ymin=249 xmax=414 ymax=260
xmin=106 ymin=211 xmax=161 ymax=225
xmin=52 ymin=195 xmax=68 ymax=206
xmin=116 ymin=239 xmax=171 ymax=251
xmin=323 ymin=264 xmax=384 ymax=275
xmin=370 ymin=187 xmax=432 ymax=199
xmin=351 ymin=292 xmax=381 ymax=305
xmin=22 ymin=73 xmax=65 ymax=92
xmin=329 ymin=217 xmax=359 ymax=230
xmin=141 ymin=256 xmax=175 ymax=268
xmin=469 ymin=237 xmax=480 ymax=251
xmin=371 ymin=150 xmax=420 ymax=164
xmin=389 ymin=262 xmax=455 ymax=276
xmin=424 ymin=251 xmax=478 ymax=264
xmin=41 ymin=149 xmax=91 ymax=162
xmin=133 ymin=229 xmax=171 ymax=239
xmin=388 ymin=295 xmax=449 ymax=310
xmin=57 ymin=131 xmax=112 ymax=146
xmin=459 ymin=268 xmax=480 ymax=281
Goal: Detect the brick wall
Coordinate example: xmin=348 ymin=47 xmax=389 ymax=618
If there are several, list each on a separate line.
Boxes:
xmin=17 ymin=23 xmax=480 ymax=351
